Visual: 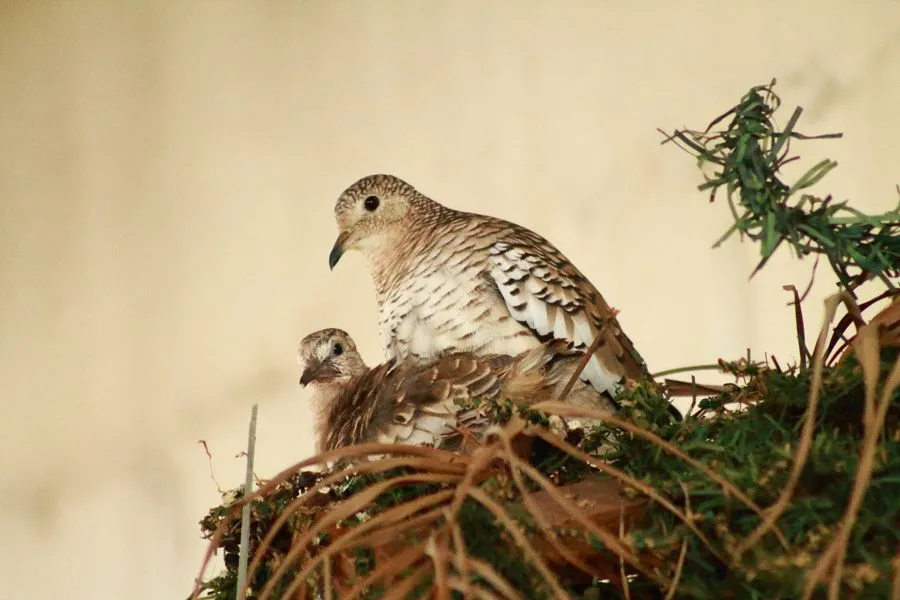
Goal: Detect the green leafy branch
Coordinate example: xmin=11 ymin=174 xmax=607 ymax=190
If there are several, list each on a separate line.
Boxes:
xmin=660 ymin=78 xmax=900 ymax=291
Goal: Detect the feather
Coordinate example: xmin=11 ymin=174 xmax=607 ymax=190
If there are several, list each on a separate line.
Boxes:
xmin=329 ymin=174 xmax=673 ymax=417
xmin=300 ymin=329 xmax=615 ymax=454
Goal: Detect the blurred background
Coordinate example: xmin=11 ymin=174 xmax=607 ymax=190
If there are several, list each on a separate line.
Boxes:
xmin=1 ymin=1 xmax=898 ymax=598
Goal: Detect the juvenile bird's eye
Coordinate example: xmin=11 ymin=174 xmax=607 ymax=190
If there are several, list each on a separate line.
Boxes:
xmin=332 ymin=343 xmax=344 ymax=356
xmin=363 ymin=195 xmax=380 ymax=211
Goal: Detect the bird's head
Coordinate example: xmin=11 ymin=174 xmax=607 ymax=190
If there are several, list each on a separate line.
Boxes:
xmin=329 ymin=174 xmax=430 ymax=270
xmin=297 ymin=328 xmax=368 ymax=387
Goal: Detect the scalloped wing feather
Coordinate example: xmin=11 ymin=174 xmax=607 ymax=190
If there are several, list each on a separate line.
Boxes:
xmin=487 ymin=237 xmax=648 ymax=397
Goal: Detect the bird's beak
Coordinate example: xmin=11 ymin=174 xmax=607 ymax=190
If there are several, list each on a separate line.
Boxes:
xmin=299 ymin=361 xmax=340 ymax=386
xmin=299 ymin=361 xmax=320 ymax=386
xmin=329 ymin=232 xmax=350 ymax=270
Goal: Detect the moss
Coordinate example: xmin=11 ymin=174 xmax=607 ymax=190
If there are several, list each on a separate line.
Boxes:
xmin=600 ymin=347 xmax=900 ymax=598
xmin=457 ymin=498 xmax=555 ymax=599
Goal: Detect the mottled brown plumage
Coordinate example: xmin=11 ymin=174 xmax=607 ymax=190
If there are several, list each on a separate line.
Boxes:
xmin=328 ymin=174 xmax=667 ymax=413
xmin=297 ymin=328 xmax=613 ymax=453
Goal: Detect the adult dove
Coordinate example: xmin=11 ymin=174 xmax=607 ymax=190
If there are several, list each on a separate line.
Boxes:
xmin=297 ymin=328 xmax=612 ymax=453
xmin=328 ymin=174 xmax=668 ymax=413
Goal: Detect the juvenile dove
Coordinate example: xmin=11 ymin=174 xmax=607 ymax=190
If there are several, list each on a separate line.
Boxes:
xmin=297 ymin=328 xmax=613 ymax=453
xmin=328 ymin=174 xmax=673 ymax=414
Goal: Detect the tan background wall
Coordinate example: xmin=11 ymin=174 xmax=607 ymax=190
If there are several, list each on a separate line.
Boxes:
xmin=1 ymin=1 xmax=897 ymax=598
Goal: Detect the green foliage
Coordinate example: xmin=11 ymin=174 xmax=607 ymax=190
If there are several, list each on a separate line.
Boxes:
xmin=602 ymin=347 xmax=900 ymax=599
xmin=663 ymin=79 xmax=900 ymax=289
xmin=457 ymin=497 xmax=557 ymax=599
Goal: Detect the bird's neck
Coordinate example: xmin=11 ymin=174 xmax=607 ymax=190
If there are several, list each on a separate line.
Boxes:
xmin=308 ymin=383 xmax=346 ymax=454
xmin=369 ymin=204 xmax=459 ymax=299
xmin=369 ymin=240 xmax=416 ymax=300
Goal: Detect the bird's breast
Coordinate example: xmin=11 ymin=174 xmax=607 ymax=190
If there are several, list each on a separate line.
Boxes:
xmin=378 ymin=261 xmax=537 ymax=361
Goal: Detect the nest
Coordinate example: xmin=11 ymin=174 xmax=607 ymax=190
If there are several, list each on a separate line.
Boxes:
xmin=189 ymin=293 xmax=899 ymax=600
xmin=189 ymin=81 xmax=900 ymax=599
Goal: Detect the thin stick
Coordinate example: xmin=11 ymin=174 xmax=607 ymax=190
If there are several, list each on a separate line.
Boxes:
xmin=651 ymin=364 xmax=723 ymax=378
xmin=891 ymin=552 xmax=900 ymax=600
xmin=498 ymin=442 xmax=639 ymax=582
xmin=448 ymin=511 xmax=474 ymax=599
xmin=236 ymin=403 xmax=259 ymax=600
xmin=531 ymin=428 xmax=724 ymax=563
xmin=734 ymin=293 xmax=843 ymax=559
xmin=427 ymin=531 xmax=451 ymax=600
xmin=558 ymin=322 xmax=611 ymax=401
xmin=381 ymin=563 xmax=433 ymax=600
xmin=244 ymin=457 xmax=460 ymax=594
xmin=266 ymin=477 xmax=456 ymax=600
xmin=806 ymin=348 xmax=900 ymax=599
xmin=466 ymin=557 xmax=524 ymax=600
xmin=497 ymin=440 xmax=663 ymax=585
xmin=664 ymin=539 xmax=689 ymax=600
xmin=619 ymin=504 xmax=630 ymax=600
xmin=530 ymin=401 xmax=782 ymax=548
xmin=343 ymin=546 xmax=427 ymax=600
xmin=323 ymin=558 xmax=333 ymax=600
xmin=465 ymin=487 xmax=569 ymax=598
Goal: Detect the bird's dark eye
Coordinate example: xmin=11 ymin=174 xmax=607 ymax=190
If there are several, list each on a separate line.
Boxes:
xmin=332 ymin=343 xmax=344 ymax=356
xmin=363 ymin=195 xmax=380 ymax=211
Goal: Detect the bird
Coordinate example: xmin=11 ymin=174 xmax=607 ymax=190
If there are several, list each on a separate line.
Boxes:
xmin=296 ymin=328 xmax=614 ymax=453
xmin=327 ymin=174 xmax=677 ymax=417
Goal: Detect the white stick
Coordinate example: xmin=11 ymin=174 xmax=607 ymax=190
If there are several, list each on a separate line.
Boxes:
xmin=235 ymin=403 xmax=259 ymax=599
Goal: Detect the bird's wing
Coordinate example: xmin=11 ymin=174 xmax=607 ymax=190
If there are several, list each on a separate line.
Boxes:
xmin=373 ymin=353 xmax=514 ymax=446
xmin=321 ymin=361 xmax=400 ymax=450
xmin=486 ymin=230 xmax=649 ymax=397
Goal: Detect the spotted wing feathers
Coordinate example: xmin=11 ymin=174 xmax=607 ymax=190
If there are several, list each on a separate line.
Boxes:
xmin=487 ymin=233 xmax=649 ymax=398
xmin=319 ymin=340 xmax=616 ymax=452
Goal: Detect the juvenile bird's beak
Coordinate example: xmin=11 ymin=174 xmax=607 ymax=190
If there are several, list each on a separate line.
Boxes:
xmin=299 ymin=361 xmax=320 ymax=386
xmin=299 ymin=361 xmax=340 ymax=386
xmin=329 ymin=232 xmax=350 ymax=270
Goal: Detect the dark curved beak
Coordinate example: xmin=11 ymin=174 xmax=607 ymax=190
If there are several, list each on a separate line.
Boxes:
xmin=299 ymin=365 xmax=317 ymax=386
xmin=299 ymin=361 xmax=340 ymax=386
xmin=329 ymin=232 xmax=349 ymax=270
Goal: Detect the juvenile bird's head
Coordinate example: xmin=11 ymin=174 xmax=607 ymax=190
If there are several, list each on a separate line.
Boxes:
xmin=297 ymin=328 xmax=368 ymax=387
xmin=329 ymin=174 xmax=434 ymax=270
